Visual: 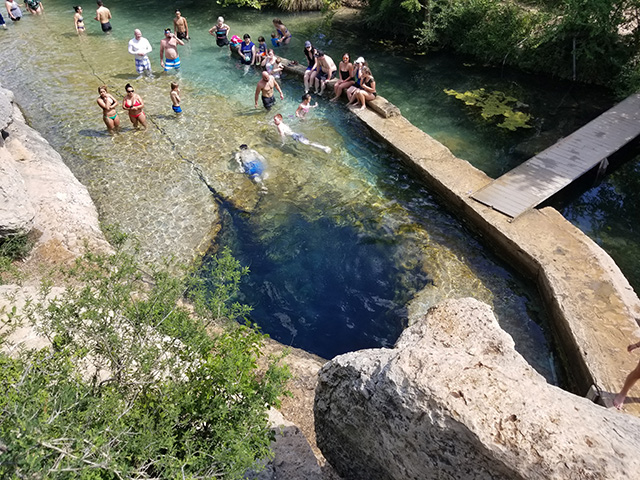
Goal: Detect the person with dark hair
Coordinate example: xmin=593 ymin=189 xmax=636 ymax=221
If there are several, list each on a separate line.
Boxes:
xmin=96 ymin=85 xmax=119 ymax=132
xmin=331 ymin=53 xmax=354 ymax=102
xmin=173 ymin=9 xmax=189 ymax=40
xmin=160 ymin=28 xmax=184 ymax=71
xmin=272 ymin=18 xmax=291 ymax=45
xmin=235 ymin=144 xmax=268 ymax=192
xmin=348 ymin=65 xmax=376 ymax=110
xmin=73 ymin=6 xmax=85 ymax=33
xmin=24 ymin=0 xmax=43 ymax=15
xmin=296 ymin=93 xmax=317 ymax=119
xmin=256 ymin=36 xmax=267 ymax=64
xmin=122 ymin=83 xmax=147 ymax=129
xmin=312 ymin=51 xmax=336 ymax=96
xmin=302 ymin=41 xmax=318 ymax=94
xmin=94 ymin=0 xmax=111 ymax=33
xmin=240 ymin=33 xmax=256 ymax=66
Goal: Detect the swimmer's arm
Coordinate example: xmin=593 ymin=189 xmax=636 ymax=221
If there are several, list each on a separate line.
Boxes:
xmin=208 ymin=25 xmax=215 ymax=35
xmin=295 ymin=105 xmax=303 ymax=118
xmin=254 ymin=85 xmax=260 ymax=108
xmin=184 ymin=18 xmax=189 ymax=37
xmin=274 ymin=80 xmax=284 ymax=100
xmin=127 ymin=41 xmax=136 ymax=55
xmin=175 ymin=36 xmax=185 ymax=46
xmin=159 ymin=42 xmax=165 ymax=64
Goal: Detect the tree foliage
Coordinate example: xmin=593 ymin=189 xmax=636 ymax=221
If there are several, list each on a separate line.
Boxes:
xmin=363 ymin=0 xmax=640 ymax=91
xmin=0 ymin=229 xmax=290 ymax=479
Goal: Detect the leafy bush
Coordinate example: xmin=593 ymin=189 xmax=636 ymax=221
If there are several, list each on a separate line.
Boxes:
xmin=0 ymin=230 xmax=289 ymax=479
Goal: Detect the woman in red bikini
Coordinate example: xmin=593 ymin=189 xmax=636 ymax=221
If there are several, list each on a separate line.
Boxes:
xmin=122 ymin=83 xmax=147 ymax=129
xmin=97 ymin=85 xmax=120 ymax=132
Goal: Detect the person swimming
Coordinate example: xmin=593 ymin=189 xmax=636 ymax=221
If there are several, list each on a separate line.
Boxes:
xmin=274 ymin=114 xmax=331 ymax=154
xmin=295 ymin=93 xmax=318 ymax=119
xmin=235 ymin=144 xmax=268 ymax=192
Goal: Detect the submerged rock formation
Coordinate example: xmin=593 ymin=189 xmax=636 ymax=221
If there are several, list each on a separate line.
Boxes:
xmin=315 ymin=298 xmax=640 ymax=480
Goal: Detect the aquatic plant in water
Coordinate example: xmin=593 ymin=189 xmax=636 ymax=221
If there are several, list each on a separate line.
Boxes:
xmin=444 ymin=88 xmax=532 ymax=131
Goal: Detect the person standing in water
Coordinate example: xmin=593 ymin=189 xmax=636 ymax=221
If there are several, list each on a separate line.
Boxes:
xmin=94 ymin=0 xmax=111 ymax=33
xmin=160 ymin=28 xmax=184 ymax=71
xmin=613 ymin=339 xmax=640 ymax=409
xmin=254 ymin=71 xmax=283 ymax=110
xmin=170 ymin=82 xmax=181 ymax=114
xmin=209 ymin=16 xmax=230 ymax=47
xmin=272 ymin=18 xmax=291 ymax=45
xmin=97 ymin=85 xmax=119 ymax=132
xmin=5 ymin=0 xmax=22 ymax=22
xmin=73 ymin=6 xmax=85 ymax=33
xmin=128 ymin=29 xmax=153 ymax=78
xmin=274 ymin=114 xmax=331 ymax=154
xmin=173 ymin=9 xmax=189 ymax=41
xmin=24 ymin=0 xmax=43 ymax=15
xmin=122 ymin=83 xmax=147 ymax=129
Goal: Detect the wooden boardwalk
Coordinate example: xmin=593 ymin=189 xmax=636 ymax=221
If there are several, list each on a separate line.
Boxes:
xmin=472 ymin=93 xmax=640 ymax=218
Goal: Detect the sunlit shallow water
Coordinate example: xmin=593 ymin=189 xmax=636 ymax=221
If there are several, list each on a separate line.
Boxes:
xmin=3 ymin=0 xmax=619 ymax=382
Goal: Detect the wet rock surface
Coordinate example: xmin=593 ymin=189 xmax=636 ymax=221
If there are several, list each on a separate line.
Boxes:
xmin=315 ymin=298 xmax=640 ymax=480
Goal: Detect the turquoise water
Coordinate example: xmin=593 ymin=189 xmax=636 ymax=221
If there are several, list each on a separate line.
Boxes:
xmin=3 ymin=0 xmax=618 ymax=382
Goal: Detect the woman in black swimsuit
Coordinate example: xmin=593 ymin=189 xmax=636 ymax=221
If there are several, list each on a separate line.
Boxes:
xmin=331 ymin=53 xmax=354 ymax=102
xmin=209 ymin=16 xmax=230 ymax=47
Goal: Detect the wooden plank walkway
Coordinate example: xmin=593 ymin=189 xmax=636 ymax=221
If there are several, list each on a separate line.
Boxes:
xmin=472 ymin=93 xmax=640 ymax=218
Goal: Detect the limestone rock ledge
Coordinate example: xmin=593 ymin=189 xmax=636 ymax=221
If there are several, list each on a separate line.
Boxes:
xmin=315 ymin=298 xmax=640 ymax=480
xmin=0 ymin=85 xmax=110 ymax=263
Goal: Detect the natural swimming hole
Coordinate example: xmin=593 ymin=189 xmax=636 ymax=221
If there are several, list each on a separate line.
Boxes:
xmin=0 ymin=0 xmax=591 ymax=383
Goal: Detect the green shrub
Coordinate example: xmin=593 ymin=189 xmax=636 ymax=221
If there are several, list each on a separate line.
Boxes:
xmin=0 ymin=230 xmax=290 ymax=479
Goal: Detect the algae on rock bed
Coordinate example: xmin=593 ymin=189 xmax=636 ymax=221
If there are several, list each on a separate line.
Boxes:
xmin=444 ymin=88 xmax=532 ymax=131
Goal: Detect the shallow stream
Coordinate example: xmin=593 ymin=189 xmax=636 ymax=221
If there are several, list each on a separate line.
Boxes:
xmin=3 ymin=0 xmax=630 ymax=382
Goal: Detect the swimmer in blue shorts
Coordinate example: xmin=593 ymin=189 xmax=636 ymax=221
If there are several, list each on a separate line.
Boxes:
xmin=170 ymin=82 xmax=182 ymax=114
xmin=235 ymin=144 xmax=268 ymax=192
xmin=273 ymin=114 xmax=331 ymax=154
xmin=160 ymin=28 xmax=184 ymax=72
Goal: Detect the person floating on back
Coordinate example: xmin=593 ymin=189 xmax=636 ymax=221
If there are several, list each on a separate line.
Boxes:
xmin=94 ymin=0 xmax=111 ymax=33
xmin=170 ymin=82 xmax=182 ymax=114
xmin=274 ymin=114 xmax=330 ymax=154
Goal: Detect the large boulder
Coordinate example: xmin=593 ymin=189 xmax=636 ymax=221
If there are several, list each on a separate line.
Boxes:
xmin=314 ymin=298 xmax=640 ymax=480
xmin=0 ymin=151 xmax=35 ymax=236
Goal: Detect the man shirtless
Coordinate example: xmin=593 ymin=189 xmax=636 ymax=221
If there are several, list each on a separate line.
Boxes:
xmin=173 ymin=10 xmax=189 ymax=41
xmin=94 ymin=0 xmax=112 ymax=33
xmin=313 ymin=51 xmax=337 ymax=96
xmin=160 ymin=28 xmax=184 ymax=71
xmin=254 ymin=71 xmax=283 ymax=110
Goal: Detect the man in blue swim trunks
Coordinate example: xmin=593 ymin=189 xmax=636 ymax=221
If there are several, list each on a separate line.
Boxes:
xmin=254 ymin=71 xmax=283 ymax=110
xmin=160 ymin=28 xmax=184 ymax=71
xmin=235 ymin=144 xmax=268 ymax=191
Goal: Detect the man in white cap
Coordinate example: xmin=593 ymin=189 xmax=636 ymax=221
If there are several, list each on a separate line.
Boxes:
xmin=128 ymin=29 xmax=153 ymax=78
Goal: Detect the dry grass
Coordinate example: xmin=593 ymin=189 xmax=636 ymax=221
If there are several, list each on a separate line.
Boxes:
xmin=277 ymin=0 xmax=325 ymax=12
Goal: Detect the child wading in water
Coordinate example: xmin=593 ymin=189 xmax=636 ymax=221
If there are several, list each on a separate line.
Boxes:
xmin=295 ymin=93 xmax=318 ymax=119
xmin=170 ymin=82 xmax=181 ymax=114
xmin=274 ymin=113 xmax=330 ymax=154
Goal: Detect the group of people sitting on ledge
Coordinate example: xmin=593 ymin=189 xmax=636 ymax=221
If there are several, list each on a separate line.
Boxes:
xmin=302 ymin=42 xmax=377 ymax=110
